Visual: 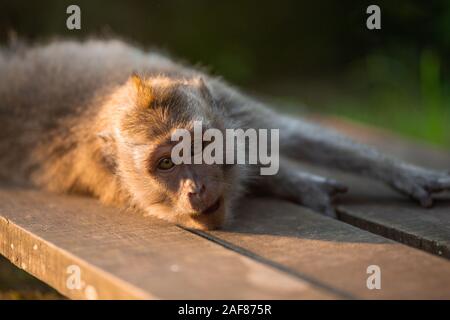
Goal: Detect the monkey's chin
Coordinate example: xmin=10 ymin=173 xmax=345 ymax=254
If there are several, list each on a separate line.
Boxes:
xmin=178 ymin=200 xmax=226 ymax=230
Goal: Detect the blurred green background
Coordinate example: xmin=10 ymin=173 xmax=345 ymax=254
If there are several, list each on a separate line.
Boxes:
xmin=1 ymin=0 xmax=449 ymax=147
xmin=0 ymin=0 xmax=449 ymax=298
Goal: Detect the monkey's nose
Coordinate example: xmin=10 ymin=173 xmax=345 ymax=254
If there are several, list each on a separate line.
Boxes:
xmin=188 ymin=184 xmax=206 ymax=198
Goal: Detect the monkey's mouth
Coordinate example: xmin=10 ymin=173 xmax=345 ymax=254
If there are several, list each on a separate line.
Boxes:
xmin=201 ymin=198 xmax=222 ymax=215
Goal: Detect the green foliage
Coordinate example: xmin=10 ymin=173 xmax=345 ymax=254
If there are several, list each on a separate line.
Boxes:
xmin=330 ymin=48 xmax=450 ymax=148
xmin=0 ymin=0 xmax=448 ymax=147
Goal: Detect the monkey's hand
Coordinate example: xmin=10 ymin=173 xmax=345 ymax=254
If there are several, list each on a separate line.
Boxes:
xmin=290 ymin=173 xmax=348 ymax=218
xmin=264 ymin=166 xmax=348 ymax=218
xmin=388 ymin=163 xmax=450 ymax=207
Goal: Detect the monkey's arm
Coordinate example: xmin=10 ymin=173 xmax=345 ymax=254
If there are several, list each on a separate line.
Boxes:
xmin=211 ymin=80 xmax=450 ymax=207
xmin=252 ymin=158 xmax=348 ymax=217
xmin=274 ymin=115 xmax=450 ymax=207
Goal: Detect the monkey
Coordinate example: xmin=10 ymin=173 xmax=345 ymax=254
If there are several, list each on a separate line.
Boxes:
xmin=0 ymin=39 xmax=449 ymax=230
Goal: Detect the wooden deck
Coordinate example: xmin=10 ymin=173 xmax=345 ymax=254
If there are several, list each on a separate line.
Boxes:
xmin=0 ymin=117 xmax=449 ymax=299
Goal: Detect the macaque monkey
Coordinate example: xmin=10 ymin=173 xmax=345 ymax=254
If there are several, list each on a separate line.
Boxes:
xmin=0 ymin=40 xmax=449 ymax=230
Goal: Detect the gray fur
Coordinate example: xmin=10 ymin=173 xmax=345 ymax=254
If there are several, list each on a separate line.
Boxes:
xmin=1 ymin=39 xmax=449 ymax=220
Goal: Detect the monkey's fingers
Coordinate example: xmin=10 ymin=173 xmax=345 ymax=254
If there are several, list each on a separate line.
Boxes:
xmin=410 ymin=185 xmax=434 ymax=208
xmin=311 ymin=202 xmax=337 ymax=218
xmin=302 ymin=193 xmax=337 ymax=218
xmin=323 ymin=206 xmax=338 ymax=218
xmin=324 ymin=179 xmax=348 ymax=196
xmin=423 ymin=172 xmax=450 ymax=193
xmin=392 ymin=175 xmax=434 ymax=208
xmin=437 ymin=175 xmax=450 ymax=190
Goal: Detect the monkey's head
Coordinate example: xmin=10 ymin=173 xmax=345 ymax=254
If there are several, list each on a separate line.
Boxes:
xmin=99 ymin=75 xmax=241 ymax=230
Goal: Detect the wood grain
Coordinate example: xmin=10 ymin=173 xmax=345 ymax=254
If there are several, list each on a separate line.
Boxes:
xmin=0 ymin=187 xmax=337 ymax=299
xmin=311 ymin=116 xmax=450 ymax=258
xmin=1 ymin=116 xmax=448 ymax=299
xmin=200 ymin=198 xmax=450 ymax=299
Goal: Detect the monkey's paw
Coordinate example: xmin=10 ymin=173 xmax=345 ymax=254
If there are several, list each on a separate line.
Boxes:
xmin=391 ymin=164 xmax=450 ymax=207
xmin=296 ymin=177 xmax=348 ymax=218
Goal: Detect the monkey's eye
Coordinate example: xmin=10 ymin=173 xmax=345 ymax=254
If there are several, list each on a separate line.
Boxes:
xmin=157 ymin=157 xmax=175 ymax=170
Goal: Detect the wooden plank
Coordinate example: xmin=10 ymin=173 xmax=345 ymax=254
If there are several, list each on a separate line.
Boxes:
xmin=309 ymin=116 xmax=450 ymax=258
xmin=199 ymin=198 xmax=450 ymax=299
xmin=1 ymin=116 xmax=447 ymax=299
xmin=0 ymin=186 xmax=338 ymax=300
xmin=337 ymin=173 xmax=450 ymax=258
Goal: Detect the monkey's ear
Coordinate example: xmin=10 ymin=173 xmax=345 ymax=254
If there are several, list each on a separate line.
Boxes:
xmin=194 ymin=77 xmax=214 ymax=105
xmin=129 ymin=72 xmax=143 ymax=88
xmin=127 ymin=73 xmax=154 ymax=108
xmin=194 ymin=77 xmax=208 ymax=91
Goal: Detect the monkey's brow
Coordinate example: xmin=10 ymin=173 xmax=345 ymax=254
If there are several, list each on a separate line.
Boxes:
xmin=122 ymin=137 xmax=178 ymax=148
xmin=121 ymin=126 xmax=201 ymax=147
xmin=122 ymin=140 xmax=152 ymax=147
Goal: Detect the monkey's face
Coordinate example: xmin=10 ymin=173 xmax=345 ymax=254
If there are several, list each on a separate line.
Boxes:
xmin=110 ymin=75 xmax=237 ymax=230
xmin=145 ymin=152 xmax=229 ymax=230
